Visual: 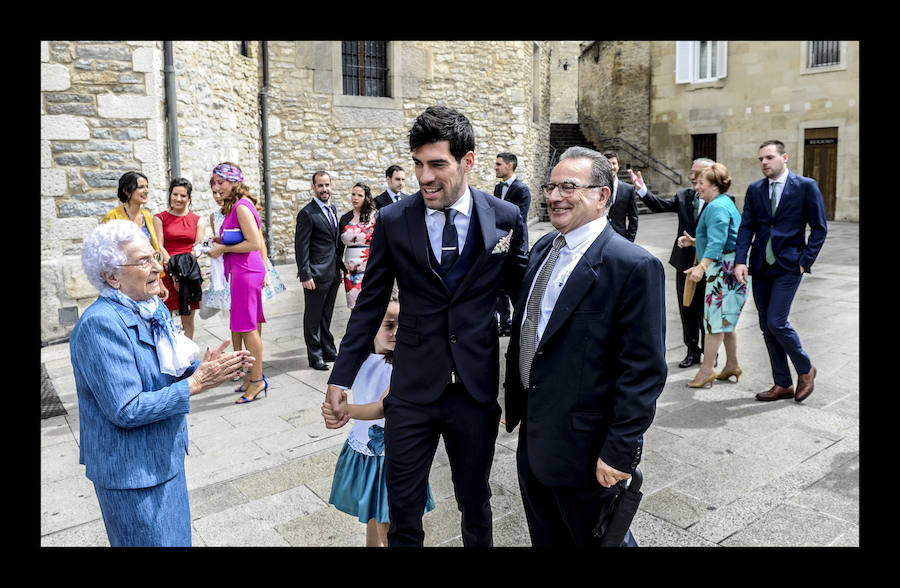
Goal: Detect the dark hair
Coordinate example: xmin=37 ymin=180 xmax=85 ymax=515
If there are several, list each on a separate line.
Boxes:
xmin=602 ymin=150 xmax=619 ymax=161
xmin=385 ymin=165 xmax=404 ymax=178
xmin=496 ymin=152 xmax=518 ymax=170
xmin=167 ymin=177 xmax=193 ymax=209
xmin=408 ymin=105 xmax=475 ymax=163
xmin=312 ymin=170 xmax=330 ymax=184
xmin=759 ymin=140 xmax=786 ymax=154
xmin=352 ymin=182 xmax=376 ymax=224
xmin=117 ymin=171 xmax=148 ymax=203
xmin=370 ymin=289 xmax=400 ymax=364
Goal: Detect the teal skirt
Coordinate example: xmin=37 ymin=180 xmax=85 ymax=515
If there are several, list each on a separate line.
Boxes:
xmin=703 ymin=251 xmax=750 ymax=334
xmin=329 ymin=429 xmax=436 ymax=524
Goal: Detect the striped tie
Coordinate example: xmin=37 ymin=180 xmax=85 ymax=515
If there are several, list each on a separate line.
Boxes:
xmin=519 ymin=234 xmax=566 ymax=389
xmin=765 ymin=182 xmax=777 ymax=264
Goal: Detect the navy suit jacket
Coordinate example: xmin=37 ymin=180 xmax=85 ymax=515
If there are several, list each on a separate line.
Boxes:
xmin=70 ymin=296 xmax=197 ymax=490
xmin=735 ymin=171 xmax=828 ymax=274
xmin=608 ymin=181 xmax=639 ymax=242
xmin=329 ymin=187 xmax=528 ymax=405
xmin=295 ymin=199 xmax=344 ymax=283
xmin=495 ymin=178 xmax=531 ymax=249
xmin=504 ymin=225 xmax=667 ymax=487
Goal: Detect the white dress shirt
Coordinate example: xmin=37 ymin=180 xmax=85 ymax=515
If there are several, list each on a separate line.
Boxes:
xmin=769 ymin=167 xmax=790 ymax=210
xmin=386 ymin=188 xmax=402 ymax=203
xmin=522 ymin=216 xmax=608 ymax=343
xmin=499 ymin=174 xmax=516 ymax=200
xmin=314 ymin=196 xmax=336 ymax=229
xmin=424 ymin=187 xmax=472 ymax=263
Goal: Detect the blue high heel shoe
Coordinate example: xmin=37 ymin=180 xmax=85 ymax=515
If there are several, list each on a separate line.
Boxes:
xmin=235 ymin=374 xmax=267 ymax=404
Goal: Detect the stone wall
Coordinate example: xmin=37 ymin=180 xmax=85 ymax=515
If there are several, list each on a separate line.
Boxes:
xmin=648 ymin=41 xmax=859 ymax=217
xmin=40 ymin=40 xmax=552 ymax=343
xmin=41 ymin=41 xmax=170 ymax=343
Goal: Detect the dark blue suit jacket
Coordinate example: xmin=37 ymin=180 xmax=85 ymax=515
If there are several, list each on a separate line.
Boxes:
xmin=504 ymin=225 xmax=667 ymax=487
xmin=608 ymin=181 xmax=639 ymax=242
xmin=495 ymin=178 xmax=531 ymax=249
xmin=329 ymin=187 xmax=528 ymax=405
xmin=735 ymin=171 xmax=828 ymax=274
xmin=294 ymin=199 xmax=344 ymax=283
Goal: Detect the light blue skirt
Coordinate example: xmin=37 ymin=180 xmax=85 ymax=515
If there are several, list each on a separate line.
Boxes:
xmin=93 ymin=468 xmax=191 ymax=547
xmin=329 ymin=432 xmax=436 ymax=524
xmin=703 ymin=251 xmax=750 ymax=334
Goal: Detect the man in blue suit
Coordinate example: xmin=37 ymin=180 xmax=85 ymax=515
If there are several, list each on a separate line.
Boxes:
xmin=325 ymin=106 xmax=528 ymax=546
xmin=504 ymin=146 xmax=667 ymax=547
xmin=735 ymin=140 xmax=828 ymax=403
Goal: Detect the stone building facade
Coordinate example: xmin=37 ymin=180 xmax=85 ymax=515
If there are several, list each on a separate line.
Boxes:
xmin=578 ymin=41 xmax=859 ymax=220
xmin=40 ymin=40 xmax=552 ymax=344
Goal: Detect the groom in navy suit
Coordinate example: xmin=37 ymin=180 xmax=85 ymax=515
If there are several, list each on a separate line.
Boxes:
xmin=325 ymin=106 xmax=528 ymax=546
xmin=504 ymin=146 xmax=666 ymax=547
xmin=735 ymin=140 xmax=827 ymax=403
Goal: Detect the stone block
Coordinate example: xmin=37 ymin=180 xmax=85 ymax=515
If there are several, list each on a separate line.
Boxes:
xmin=42 ymin=168 xmax=67 ymax=196
xmin=97 ymin=93 xmax=156 ymax=119
xmin=132 ymin=46 xmax=155 ymax=73
xmin=42 ymin=114 xmax=90 ymax=141
xmin=41 ymin=63 xmax=71 ymax=92
xmin=63 ymin=256 xmax=100 ymax=299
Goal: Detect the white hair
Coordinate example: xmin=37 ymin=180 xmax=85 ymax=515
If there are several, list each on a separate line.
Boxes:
xmin=81 ymin=219 xmax=150 ymax=294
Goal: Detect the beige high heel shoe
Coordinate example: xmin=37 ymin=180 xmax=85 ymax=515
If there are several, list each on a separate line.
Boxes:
xmin=687 ymin=371 xmax=718 ymax=388
xmin=716 ymin=366 xmax=743 ymax=382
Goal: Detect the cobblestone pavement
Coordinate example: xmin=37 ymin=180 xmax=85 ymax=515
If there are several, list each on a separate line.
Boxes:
xmin=40 ymin=213 xmax=859 ymax=547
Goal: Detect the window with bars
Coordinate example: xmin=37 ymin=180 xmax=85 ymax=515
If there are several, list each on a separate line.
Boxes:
xmin=808 ymin=41 xmax=841 ymax=68
xmin=342 ymin=41 xmax=388 ymax=97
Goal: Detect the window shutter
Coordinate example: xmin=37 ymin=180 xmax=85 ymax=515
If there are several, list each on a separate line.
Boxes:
xmin=715 ymin=41 xmax=728 ymax=79
xmin=675 ymin=41 xmax=692 ymax=84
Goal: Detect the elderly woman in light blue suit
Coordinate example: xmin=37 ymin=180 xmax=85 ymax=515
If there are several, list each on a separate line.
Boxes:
xmin=71 ymin=220 xmax=254 ymax=546
xmin=678 ymin=163 xmax=750 ymax=389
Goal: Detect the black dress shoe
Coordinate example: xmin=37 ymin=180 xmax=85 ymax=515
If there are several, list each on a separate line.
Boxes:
xmin=323 ymin=354 xmax=337 ymax=362
xmin=310 ymin=361 xmax=329 ymax=371
xmin=679 ymin=354 xmax=700 ymax=368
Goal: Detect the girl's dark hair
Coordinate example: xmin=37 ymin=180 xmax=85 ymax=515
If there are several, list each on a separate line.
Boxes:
xmin=353 ymin=182 xmax=376 ymax=224
xmin=370 ymin=289 xmax=400 ymax=364
xmin=117 ymin=171 xmax=148 ymax=203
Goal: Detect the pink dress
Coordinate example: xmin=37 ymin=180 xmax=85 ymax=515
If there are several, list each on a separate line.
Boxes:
xmin=221 ymin=198 xmax=266 ymax=332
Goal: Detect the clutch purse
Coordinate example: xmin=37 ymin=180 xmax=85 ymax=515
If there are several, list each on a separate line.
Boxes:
xmin=682 ymin=277 xmax=697 ymax=307
xmin=221 ymin=227 xmax=244 ymax=245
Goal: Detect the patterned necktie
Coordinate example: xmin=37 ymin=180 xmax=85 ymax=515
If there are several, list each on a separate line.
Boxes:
xmin=441 ymin=208 xmax=459 ymax=272
xmin=765 ymin=182 xmax=777 ymax=264
xmin=519 ymin=234 xmax=566 ymax=388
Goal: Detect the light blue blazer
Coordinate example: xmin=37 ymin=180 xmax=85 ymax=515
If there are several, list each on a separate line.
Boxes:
xmin=70 ymin=296 xmax=197 ymax=490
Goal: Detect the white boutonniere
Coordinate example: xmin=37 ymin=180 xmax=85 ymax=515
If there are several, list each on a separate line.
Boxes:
xmin=492 ymin=230 xmax=513 ymax=254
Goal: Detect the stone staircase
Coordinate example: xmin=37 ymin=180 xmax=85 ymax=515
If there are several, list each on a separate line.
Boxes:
xmin=546 ymin=123 xmax=651 ymax=221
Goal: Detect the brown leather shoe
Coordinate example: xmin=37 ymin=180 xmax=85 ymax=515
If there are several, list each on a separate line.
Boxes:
xmin=794 ymin=366 xmax=817 ymax=403
xmin=755 ymin=384 xmax=795 ymax=401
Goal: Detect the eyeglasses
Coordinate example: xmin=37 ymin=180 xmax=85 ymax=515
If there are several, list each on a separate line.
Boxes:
xmin=541 ymin=182 xmax=604 ymax=196
xmin=118 ymin=252 xmax=162 ymax=270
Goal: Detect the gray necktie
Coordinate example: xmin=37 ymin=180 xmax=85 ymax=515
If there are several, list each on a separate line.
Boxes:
xmin=519 ymin=234 xmax=566 ymax=388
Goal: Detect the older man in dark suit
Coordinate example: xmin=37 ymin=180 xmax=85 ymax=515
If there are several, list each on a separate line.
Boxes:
xmin=325 ymin=106 xmax=528 ymax=547
xmin=603 ymin=151 xmax=639 ymax=241
xmin=735 ymin=140 xmax=827 ymax=403
xmin=504 ymin=146 xmax=666 ymax=547
xmin=634 ymin=158 xmax=714 ymax=368
xmin=295 ymin=171 xmax=345 ymax=370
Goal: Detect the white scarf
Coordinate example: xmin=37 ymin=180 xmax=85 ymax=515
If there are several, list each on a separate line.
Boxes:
xmin=103 ymin=289 xmax=199 ymax=376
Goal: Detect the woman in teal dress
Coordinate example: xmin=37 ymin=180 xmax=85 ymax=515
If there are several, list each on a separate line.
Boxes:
xmin=679 ymin=163 xmax=749 ymax=388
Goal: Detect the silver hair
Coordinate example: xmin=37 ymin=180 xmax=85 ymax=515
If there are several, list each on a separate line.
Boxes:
xmin=692 ymin=157 xmax=715 ymax=167
xmin=81 ymin=219 xmax=150 ymax=294
xmin=557 ymin=146 xmax=615 ymax=191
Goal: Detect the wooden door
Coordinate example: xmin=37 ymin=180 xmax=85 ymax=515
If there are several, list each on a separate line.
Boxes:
xmin=803 ymin=128 xmax=838 ymax=220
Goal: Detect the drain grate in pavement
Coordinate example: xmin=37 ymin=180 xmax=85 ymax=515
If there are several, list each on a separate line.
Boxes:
xmin=41 ymin=363 xmax=68 ymax=419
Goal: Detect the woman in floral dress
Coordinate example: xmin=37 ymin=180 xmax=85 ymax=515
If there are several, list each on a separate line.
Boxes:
xmin=679 ymin=163 xmax=750 ymax=389
xmin=337 ymin=182 xmax=377 ymax=310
